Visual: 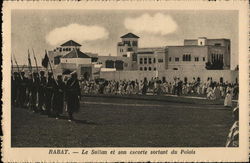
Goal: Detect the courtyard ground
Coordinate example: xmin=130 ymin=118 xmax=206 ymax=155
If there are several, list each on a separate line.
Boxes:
xmin=11 ymin=95 xmax=235 ymax=147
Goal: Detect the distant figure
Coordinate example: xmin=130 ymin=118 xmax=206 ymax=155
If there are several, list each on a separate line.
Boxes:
xmin=66 ymin=71 xmax=81 ymax=121
xmin=142 ymin=78 xmax=148 ymax=95
xmin=224 ymin=90 xmax=232 ymax=107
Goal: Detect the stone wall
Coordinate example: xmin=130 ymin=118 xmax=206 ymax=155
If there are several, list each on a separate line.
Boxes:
xmin=100 ymin=70 xmax=238 ymax=83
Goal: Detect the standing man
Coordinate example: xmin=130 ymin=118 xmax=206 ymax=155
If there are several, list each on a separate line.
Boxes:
xmin=45 ymin=72 xmax=55 ymax=116
xmin=65 ymin=71 xmax=81 ymax=122
xmin=38 ymin=71 xmax=47 ymax=113
xmin=19 ymin=71 xmax=28 ymax=108
xmin=53 ymin=75 xmax=65 ymax=119
xmin=30 ymin=72 xmax=40 ymax=112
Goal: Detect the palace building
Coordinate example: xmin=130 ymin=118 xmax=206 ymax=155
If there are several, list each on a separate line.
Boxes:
xmin=47 ymin=33 xmax=237 ymax=82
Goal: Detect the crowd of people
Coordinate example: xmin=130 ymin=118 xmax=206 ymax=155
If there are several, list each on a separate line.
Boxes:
xmin=80 ymin=77 xmax=238 ymax=106
xmin=11 ymin=71 xmax=81 ymax=121
xmin=12 ymin=71 xmax=238 ymax=121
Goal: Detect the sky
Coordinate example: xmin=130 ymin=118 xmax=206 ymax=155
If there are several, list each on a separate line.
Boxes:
xmin=11 ymin=10 xmax=238 ymax=69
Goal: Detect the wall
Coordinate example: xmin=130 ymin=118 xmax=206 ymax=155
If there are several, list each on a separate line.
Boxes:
xmin=137 ymin=47 xmax=167 ymax=71
xmin=167 ymin=46 xmax=208 ymax=70
xmin=100 ymin=70 xmax=238 ymax=83
xmin=60 ymin=58 xmax=91 ymax=65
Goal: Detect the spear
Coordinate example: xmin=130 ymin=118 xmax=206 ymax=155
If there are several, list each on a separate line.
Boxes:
xmin=32 ymin=48 xmax=39 ymax=73
xmin=11 ymin=55 xmax=14 ymax=79
xmin=28 ymin=49 xmax=32 ymax=73
xmin=13 ymin=55 xmax=20 ymax=73
xmin=45 ymin=50 xmax=58 ymax=85
xmin=13 ymin=54 xmax=23 ymax=80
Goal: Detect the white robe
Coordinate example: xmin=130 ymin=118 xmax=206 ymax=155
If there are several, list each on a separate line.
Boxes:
xmin=224 ymin=93 xmax=232 ymax=107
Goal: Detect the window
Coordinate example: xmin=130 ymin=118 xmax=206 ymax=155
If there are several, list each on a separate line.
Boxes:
xmin=183 ymin=54 xmax=191 ymax=61
xmin=144 ymin=67 xmax=147 ymax=71
xmin=153 ymin=58 xmax=156 ymax=63
xmin=148 ymin=58 xmax=152 ymax=64
xmin=115 ymin=60 xmax=124 ymax=70
xmin=54 ymin=56 xmax=61 ymax=65
xmin=169 ymin=57 xmax=171 ymax=62
xmin=140 ymin=67 xmax=143 ymax=71
xmin=148 ymin=67 xmax=152 ymax=71
xmin=203 ymin=57 xmax=206 ymax=61
xmin=144 ymin=57 xmax=148 ymax=64
xmin=158 ymin=59 xmax=163 ymax=63
xmin=124 ymin=41 xmax=130 ymax=46
xmin=175 ymin=57 xmax=179 ymax=62
xmin=132 ymin=41 xmax=137 ymax=46
xmin=127 ymin=48 xmax=133 ymax=51
xmin=122 ymin=54 xmax=127 ymax=57
xmin=195 ymin=57 xmax=199 ymax=62
xmin=105 ymin=60 xmax=115 ymax=68
xmin=154 ymin=67 xmax=156 ymax=71
xmin=139 ymin=58 xmax=143 ymax=64
xmin=132 ymin=53 xmax=137 ymax=61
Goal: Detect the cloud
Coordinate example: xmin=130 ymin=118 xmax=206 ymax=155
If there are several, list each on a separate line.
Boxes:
xmin=46 ymin=24 xmax=109 ymax=46
xmin=124 ymin=13 xmax=177 ymax=35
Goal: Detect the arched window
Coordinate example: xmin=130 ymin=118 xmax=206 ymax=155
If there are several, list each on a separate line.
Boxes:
xmin=148 ymin=67 xmax=152 ymax=71
xmin=144 ymin=67 xmax=147 ymax=71
xmin=183 ymin=55 xmax=185 ymax=61
xmin=140 ymin=67 xmax=143 ymax=71
xmin=115 ymin=60 xmax=124 ymax=70
xmin=105 ymin=60 xmax=115 ymax=68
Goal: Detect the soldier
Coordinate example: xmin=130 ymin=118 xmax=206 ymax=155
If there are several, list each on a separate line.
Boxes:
xmin=65 ymin=71 xmax=81 ymax=122
xmin=30 ymin=72 xmax=40 ymax=112
xmin=45 ymin=72 xmax=55 ymax=116
xmin=53 ymin=75 xmax=65 ymax=119
xmin=18 ymin=71 xmax=28 ymax=108
xmin=11 ymin=72 xmax=20 ymax=106
xmin=38 ymin=71 xmax=47 ymax=113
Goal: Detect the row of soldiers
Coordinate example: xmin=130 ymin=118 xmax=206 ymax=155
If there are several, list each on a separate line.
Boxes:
xmin=11 ymin=70 xmax=81 ymax=121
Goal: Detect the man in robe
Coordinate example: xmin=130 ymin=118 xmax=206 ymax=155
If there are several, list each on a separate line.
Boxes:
xmin=65 ymin=71 xmax=81 ymax=121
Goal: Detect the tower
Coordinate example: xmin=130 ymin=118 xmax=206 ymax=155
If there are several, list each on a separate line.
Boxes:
xmin=117 ymin=33 xmax=139 ymax=57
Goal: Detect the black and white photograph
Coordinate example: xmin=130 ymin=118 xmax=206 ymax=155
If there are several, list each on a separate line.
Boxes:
xmin=2 ymin=1 xmax=249 ymax=162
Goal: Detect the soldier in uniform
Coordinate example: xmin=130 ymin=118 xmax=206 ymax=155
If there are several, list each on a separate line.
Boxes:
xmin=45 ymin=72 xmax=55 ymax=116
xmin=65 ymin=71 xmax=81 ymax=121
xmin=18 ymin=71 xmax=28 ymax=108
xmin=30 ymin=72 xmax=40 ymax=112
xmin=12 ymin=72 xmax=20 ymax=106
xmin=53 ymin=75 xmax=65 ymax=119
xmin=38 ymin=71 xmax=47 ymax=113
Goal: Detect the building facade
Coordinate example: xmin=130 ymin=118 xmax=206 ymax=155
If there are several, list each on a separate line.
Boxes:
xmin=45 ymin=33 xmax=235 ymax=82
